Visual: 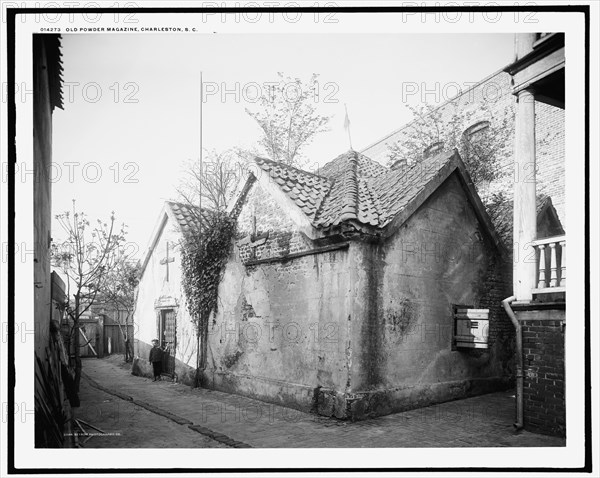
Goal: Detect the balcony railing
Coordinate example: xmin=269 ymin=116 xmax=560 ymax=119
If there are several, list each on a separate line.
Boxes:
xmin=531 ymin=235 xmax=566 ymax=294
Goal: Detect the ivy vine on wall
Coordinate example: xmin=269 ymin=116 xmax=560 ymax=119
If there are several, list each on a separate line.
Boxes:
xmin=179 ymin=211 xmax=237 ymax=335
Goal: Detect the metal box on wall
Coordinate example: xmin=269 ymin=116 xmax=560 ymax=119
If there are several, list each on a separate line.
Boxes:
xmin=454 ymin=307 xmax=489 ymax=349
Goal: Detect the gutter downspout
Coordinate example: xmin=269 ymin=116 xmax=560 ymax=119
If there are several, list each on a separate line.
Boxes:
xmin=502 ymin=295 xmax=523 ymax=430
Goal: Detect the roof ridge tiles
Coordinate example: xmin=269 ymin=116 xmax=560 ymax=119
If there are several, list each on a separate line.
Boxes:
xmin=338 ymin=151 xmax=359 ymax=222
xmin=313 ymin=180 xmax=335 ymax=224
xmin=254 ymin=156 xmax=328 ymax=181
xmin=360 ymin=178 xmax=382 ymax=226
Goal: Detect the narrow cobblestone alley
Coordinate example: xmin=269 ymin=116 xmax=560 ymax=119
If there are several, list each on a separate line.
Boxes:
xmin=77 ymin=357 xmax=565 ymax=448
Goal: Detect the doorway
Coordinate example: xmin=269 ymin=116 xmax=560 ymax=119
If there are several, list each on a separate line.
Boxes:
xmin=158 ymin=309 xmax=176 ymax=377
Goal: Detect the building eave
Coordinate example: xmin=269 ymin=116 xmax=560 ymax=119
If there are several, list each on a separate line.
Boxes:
xmin=503 ymin=33 xmax=565 ymax=76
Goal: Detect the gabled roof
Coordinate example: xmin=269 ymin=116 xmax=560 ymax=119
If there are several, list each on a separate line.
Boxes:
xmin=318 ymin=150 xmax=388 ymax=181
xmin=165 ymin=201 xmax=204 ymax=232
xmin=248 ymin=149 xmax=504 ymax=252
xmin=371 ymin=150 xmax=456 ymax=228
xmin=254 ymin=151 xmax=392 ymax=229
xmin=314 ymin=151 xmax=386 ymax=228
xmin=254 ymin=157 xmax=331 ymax=223
xmin=139 ymin=201 xmax=206 ymax=278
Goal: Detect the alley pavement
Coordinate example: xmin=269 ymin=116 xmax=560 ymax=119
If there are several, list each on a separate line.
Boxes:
xmin=77 ymin=371 xmax=226 ymax=448
xmin=79 ymin=356 xmax=565 ymax=448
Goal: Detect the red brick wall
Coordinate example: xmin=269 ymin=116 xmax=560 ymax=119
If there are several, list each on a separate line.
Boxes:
xmin=521 ymin=314 xmax=566 ymax=437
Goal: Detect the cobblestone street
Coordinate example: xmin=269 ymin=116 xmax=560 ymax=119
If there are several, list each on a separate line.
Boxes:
xmin=77 ymin=356 xmax=565 ymax=448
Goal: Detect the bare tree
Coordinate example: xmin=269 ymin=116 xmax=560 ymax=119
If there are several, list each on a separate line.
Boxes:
xmin=245 ymin=72 xmax=331 ymax=167
xmin=177 ymin=148 xmax=248 ymax=216
xmin=51 ymin=201 xmax=129 ymax=391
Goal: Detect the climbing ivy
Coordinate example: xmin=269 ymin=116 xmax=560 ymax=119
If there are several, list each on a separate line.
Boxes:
xmin=179 ymin=211 xmax=237 ymax=334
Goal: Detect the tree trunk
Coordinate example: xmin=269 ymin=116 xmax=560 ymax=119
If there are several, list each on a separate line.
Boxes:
xmin=116 ymin=313 xmax=128 ymax=362
xmin=73 ymin=294 xmax=82 ymax=394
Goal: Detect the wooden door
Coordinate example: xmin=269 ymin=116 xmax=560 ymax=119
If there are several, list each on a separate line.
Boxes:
xmin=159 ymin=309 xmax=176 ymax=377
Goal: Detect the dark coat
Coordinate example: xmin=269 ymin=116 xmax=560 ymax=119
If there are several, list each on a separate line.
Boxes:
xmin=149 ymin=346 xmax=163 ymax=363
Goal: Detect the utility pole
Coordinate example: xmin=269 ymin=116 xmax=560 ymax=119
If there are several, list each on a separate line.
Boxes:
xmin=195 ymin=71 xmax=209 ymax=389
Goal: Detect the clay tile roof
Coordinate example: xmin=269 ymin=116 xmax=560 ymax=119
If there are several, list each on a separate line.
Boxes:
xmin=254 ymin=156 xmax=332 ymax=223
xmin=166 ymin=201 xmax=209 ymax=231
xmin=318 ymin=150 xmax=388 ymax=181
xmin=252 ymin=149 xmax=464 ymax=232
xmin=374 ymin=150 xmax=454 ymax=227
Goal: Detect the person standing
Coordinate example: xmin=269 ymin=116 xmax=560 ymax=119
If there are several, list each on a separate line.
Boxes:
xmin=124 ymin=335 xmax=132 ymax=363
xmin=149 ymin=339 xmax=163 ymax=381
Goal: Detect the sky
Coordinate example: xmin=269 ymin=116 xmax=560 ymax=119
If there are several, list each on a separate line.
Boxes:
xmin=52 ymin=32 xmax=515 ymax=259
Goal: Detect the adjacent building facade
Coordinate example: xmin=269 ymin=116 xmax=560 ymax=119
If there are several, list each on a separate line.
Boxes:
xmin=502 ymin=33 xmax=566 ymax=437
xmin=362 ymin=65 xmax=565 ymax=224
xmin=32 ymin=34 xmax=78 ymax=447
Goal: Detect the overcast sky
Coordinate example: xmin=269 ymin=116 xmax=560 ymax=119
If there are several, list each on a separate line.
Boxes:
xmin=52 ymin=32 xmax=515 ymax=259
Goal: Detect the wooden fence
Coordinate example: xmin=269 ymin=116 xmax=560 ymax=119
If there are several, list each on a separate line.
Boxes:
xmin=103 ymin=324 xmax=134 ymax=356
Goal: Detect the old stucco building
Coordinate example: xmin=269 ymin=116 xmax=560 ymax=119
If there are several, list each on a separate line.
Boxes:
xmin=133 ymin=147 xmax=563 ymax=421
xmin=200 ymin=150 xmax=514 ymax=419
xmin=132 ymin=201 xmax=203 ymax=385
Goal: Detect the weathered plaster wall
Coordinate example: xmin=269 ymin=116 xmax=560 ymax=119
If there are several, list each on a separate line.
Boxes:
xmin=348 ymin=173 xmax=512 ymax=418
xmin=203 ymin=176 xmax=513 ymax=419
xmin=132 ymin=214 xmax=197 ymax=384
xmin=205 ymin=182 xmax=354 ymax=413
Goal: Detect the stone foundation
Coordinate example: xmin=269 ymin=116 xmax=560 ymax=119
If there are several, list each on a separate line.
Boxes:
xmin=317 ymin=376 xmax=512 ymax=421
xmin=202 ymin=369 xmax=511 ymax=421
xmin=204 ymin=370 xmax=316 ymax=413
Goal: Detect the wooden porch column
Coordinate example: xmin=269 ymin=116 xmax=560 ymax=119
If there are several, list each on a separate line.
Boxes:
xmin=514 ymin=88 xmax=537 ymax=301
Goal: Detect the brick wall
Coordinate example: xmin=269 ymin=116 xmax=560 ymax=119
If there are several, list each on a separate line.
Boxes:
xmin=478 ymin=253 xmax=514 ymax=359
xmin=520 ymin=313 xmax=566 ymax=437
xmin=362 ymin=69 xmax=565 ymax=226
xmin=237 ymin=181 xmax=312 ymax=263
xmin=535 ymin=103 xmax=565 ymax=221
